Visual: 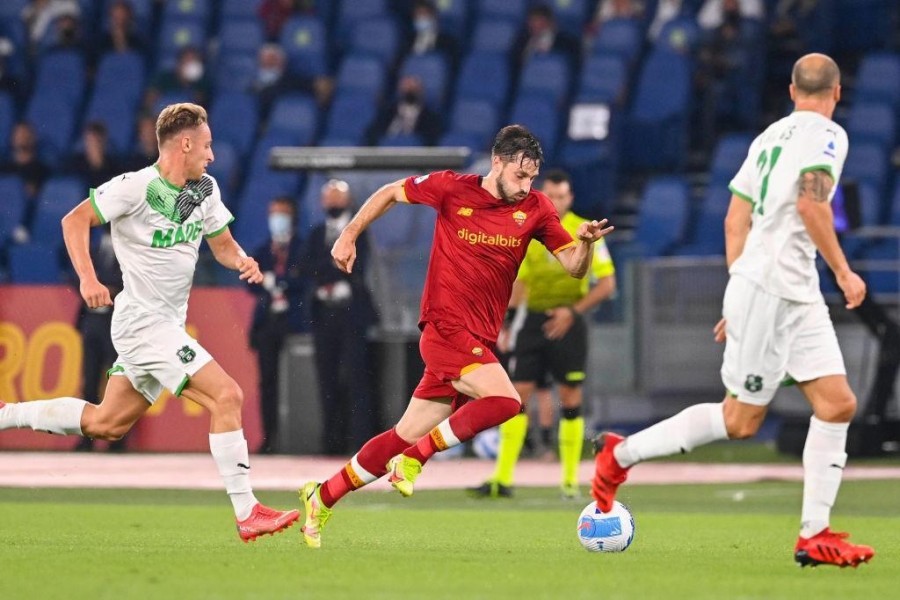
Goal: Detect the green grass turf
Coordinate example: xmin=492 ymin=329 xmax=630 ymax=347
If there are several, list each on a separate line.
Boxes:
xmin=1 ymin=480 xmax=897 ymax=600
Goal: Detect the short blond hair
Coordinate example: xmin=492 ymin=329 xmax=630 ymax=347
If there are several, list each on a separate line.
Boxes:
xmin=156 ymin=103 xmax=208 ymax=145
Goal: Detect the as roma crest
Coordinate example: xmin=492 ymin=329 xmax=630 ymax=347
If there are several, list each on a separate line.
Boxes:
xmin=512 ymin=210 xmax=527 ymax=227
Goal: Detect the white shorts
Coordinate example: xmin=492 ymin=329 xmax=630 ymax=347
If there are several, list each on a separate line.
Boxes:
xmin=720 ymin=276 xmax=845 ymax=406
xmin=109 ymin=316 xmax=213 ymax=404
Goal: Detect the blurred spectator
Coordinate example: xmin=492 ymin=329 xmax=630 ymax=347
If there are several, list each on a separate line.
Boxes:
xmin=65 ymin=121 xmax=119 ymax=188
xmin=302 ymin=179 xmax=378 ymax=455
xmin=369 ymin=75 xmax=442 ymax=145
xmin=20 ymin=0 xmax=80 ymax=52
xmin=697 ymin=0 xmax=764 ymax=29
xmin=96 ymin=0 xmax=145 ymax=57
xmin=73 ymin=226 xmax=124 ymax=452
xmin=121 ymin=114 xmax=159 ymax=172
xmin=0 ymin=43 xmax=23 ymax=105
xmin=46 ymin=12 xmax=84 ymax=52
xmin=585 ymin=0 xmax=645 ymax=47
xmin=647 ymin=0 xmax=683 ymax=41
xmin=253 ymin=43 xmax=332 ymax=114
xmin=516 ymin=4 xmax=580 ymax=68
xmin=408 ymin=0 xmax=457 ymax=61
xmin=144 ymin=47 xmax=210 ymax=112
xmin=248 ymin=197 xmax=309 ymax=454
xmin=259 ymin=0 xmax=303 ymax=41
xmin=0 ymin=122 xmax=49 ymax=243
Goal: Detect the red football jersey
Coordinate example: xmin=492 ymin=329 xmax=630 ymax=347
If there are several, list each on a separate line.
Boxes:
xmin=402 ymin=170 xmax=575 ymax=342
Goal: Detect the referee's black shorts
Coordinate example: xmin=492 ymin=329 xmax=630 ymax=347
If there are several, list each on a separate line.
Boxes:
xmin=507 ymin=310 xmax=588 ymax=387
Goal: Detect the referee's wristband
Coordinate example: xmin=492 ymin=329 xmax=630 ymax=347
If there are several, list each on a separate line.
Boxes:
xmin=566 ymin=305 xmax=580 ymax=318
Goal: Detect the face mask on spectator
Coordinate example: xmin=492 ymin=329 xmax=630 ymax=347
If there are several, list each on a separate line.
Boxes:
xmin=258 ymin=67 xmax=281 ymax=86
xmin=325 ymin=207 xmax=346 ymax=219
xmin=181 ymin=60 xmax=204 ymax=83
xmin=268 ymin=213 xmax=292 ymax=242
xmin=413 ymin=17 xmax=435 ymax=33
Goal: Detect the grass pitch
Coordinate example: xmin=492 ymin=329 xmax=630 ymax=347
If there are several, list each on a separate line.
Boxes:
xmin=1 ymin=479 xmax=897 ymax=600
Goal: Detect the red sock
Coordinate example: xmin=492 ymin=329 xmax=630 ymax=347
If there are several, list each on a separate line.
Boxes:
xmin=320 ymin=428 xmax=411 ymax=507
xmin=403 ymin=396 xmax=520 ymax=464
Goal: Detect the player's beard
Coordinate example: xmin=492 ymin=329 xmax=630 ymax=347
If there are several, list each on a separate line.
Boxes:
xmin=497 ymin=178 xmax=526 ymax=204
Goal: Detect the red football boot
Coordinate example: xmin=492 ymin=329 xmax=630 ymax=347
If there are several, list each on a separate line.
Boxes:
xmin=236 ymin=503 xmax=300 ymax=543
xmin=591 ymin=432 xmax=630 ymax=512
xmin=794 ymin=528 xmax=875 ymax=568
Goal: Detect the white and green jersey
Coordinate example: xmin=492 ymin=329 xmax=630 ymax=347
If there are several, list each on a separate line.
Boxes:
xmin=728 ymin=111 xmax=848 ymax=303
xmin=89 ymin=165 xmax=234 ymax=325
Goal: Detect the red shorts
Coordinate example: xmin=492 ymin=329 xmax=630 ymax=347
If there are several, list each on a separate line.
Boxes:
xmin=413 ymin=321 xmax=499 ymax=409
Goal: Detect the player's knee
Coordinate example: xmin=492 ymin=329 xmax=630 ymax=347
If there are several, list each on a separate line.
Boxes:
xmin=86 ymin=420 xmax=131 ymax=441
xmin=817 ymin=390 xmax=857 ymax=423
xmin=216 ymin=384 xmax=244 ymax=415
xmin=724 ymin=415 xmax=760 ymax=440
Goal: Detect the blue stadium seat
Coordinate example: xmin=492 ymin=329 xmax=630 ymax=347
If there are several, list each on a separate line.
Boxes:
xmin=378 ymin=133 xmax=424 ymax=147
xmin=218 ymin=19 xmax=264 ymax=58
xmin=655 ymin=17 xmax=702 ymax=56
xmin=634 ymin=177 xmax=690 ymax=256
xmin=279 ymin=16 xmax=329 ymax=78
xmin=547 ymin=0 xmax=590 ymax=37
xmin=0 ymin=175 xmax=27 ymax=248
xmin=854 ymin=52 xmax=900 ymax=109
xmin=858 ymin=239 xmax=899 ymax=295
xmin=678 ymin=185 xmax=730 ymax=256
xmin=336 ymin=55 xmax=388 ymax=98
xmin=30 ymin=176 xmax=87 ymax=243
xmin=336 ymin=0 xmax=388 ymax=46
xmin=440 ymin=99 xmax=498 ymax=152
xmin=221 ymin=0 xmax=261 ymax=22
xmin=843 ymin=142 xmax=889 ymax=198
xmin=399 ymin=53 xmax=449 ymax=110
xmin=709 ymin=133 xmax=754 ymax=184
xmin=156 ymin=19 xmax=207 ymax=71
xmin=0 ymin=0 xmax=28 ymax=21
xmin=856 ymin=182 xmax=882 ymax=226
xmin=93 ymin=51 xmax=146 ymax=108
xmin=559 ymin=140 xmax=618 ymax=216
xmin=576 ymin=53 xmax=627 ymax=104
xmin=518 ymin=53 xmax=571 ymax=106
xmin=835 ymin=0 xmax=892 ymax=53
xmin=846 ymin=102 xmax=896 ymax=151
xmin=478 ymin=0 xmax=527 ymax=25
xmin=34 ymin=51 xmax=85 ymax=106
xmin=162 ymin=0 xmax=211 ymax=25
xmin=455 ymin=52 xmax=510 ymax=106
xmin=591 ymin=18 xmax=642 ymax=65
xmin=890 ymin=181 xmax=900 ymax=226
xmin=435 ymin=0 xmax=469 ymax=43
xmin=151 ymin=91 xmax=195 ymax=119
xmin=25 ymin=94 xmax=77 ymax=166
xmin=245 ymin=131 xmax=306 ymax=189
xmin=213 ymin=53 xmax=258 ymax=93
xmin=470 ymin=19 xmax=518 ymax=55
xmin=624 ymin=49 xmax=692 ymax=170
xmin=210 ymin=91 xmax=259 ymax=158
xmin=323 ymin=91 xmax=378 ymax=144
xmin=83 ymin=95 xmax=139 ymax=155
xmin=104 ymin=0 xmax=153 ymax=28
xmin=369 ymin=201 xmax=419 ymax=251
xmin=510 ymin=97 xmax=560 ymax=160
xmin=8 ymin=243 xmax=62 ymax=283
xmin=348 ymin=17 xmax=400 ymax=67
xmin=207 ymin=141 xmax=240 ymax=198
xmin=266 ymin=93 xmax=318 ymax=146
xmin=0 ymin=92 xmax=14 ymax=162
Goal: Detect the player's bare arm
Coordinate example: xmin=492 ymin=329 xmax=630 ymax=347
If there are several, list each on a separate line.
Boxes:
xmin=206 ymin=228 xmax=263 ymax=284
xmin=61 ymin=199 xmax=111 ymax=309
xmin=724 ymin=195 xmax=753 ymax=269
xmin=796 ymin=169 xmax=865 ymax=309
xmin=554 ymin=219 xmax=614 ymax=279
xmin=332 ymin=178 xmax=406 ymax=274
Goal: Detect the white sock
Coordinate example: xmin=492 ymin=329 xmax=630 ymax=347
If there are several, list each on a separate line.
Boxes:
xmin=0 ymin=398 xmax=87 ymax=435
xmin=615 ymin=403 xmax=728 ymax=468
xmin=209 ymin=429 xmax=259 ymax=521
xmin=800 ymin=416 xmax=848 ymax=538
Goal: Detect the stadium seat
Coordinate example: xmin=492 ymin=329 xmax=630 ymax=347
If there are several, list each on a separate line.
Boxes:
xmin=0 ymin=175 xmax=27 ymax=248
xmin=547 ymin=0 xmax=590 ymax=37
xmin=369 ymin=201 xmax=419 ymax=251
xmin=455 ymin=52 xmax=510 ymax=106
xmin=25 ymin=94 xmax=77 ymax=166
xmin=576 ymin=53 xmax=628 ymax=105
xmin=441 ymin=99 xmax=499 ymax=152
xmin=854 ymin=52 xmax=900 ymax=109
xmin=156 ymin=19 xmax=207 ymax=72
xmin=33 ymin=51 xmax=85 ymax=106
xmin=677 ymin=185 xmax=730 ymax=256
xmin=335 ymin=55 xmax=387 ymax=99
xmin=245 ymin=131 xmax=306 ymax=191
xmin=0 ymin=92 xmax=14 ymax=162
xmin=435 ymin=0 xmax=469 ymax=43
xmin=478 ymin=0 xmax=527 ymax=25
xmin=8 ymin=243 xmax=62 ymax=283
xmin=510 ymin=97 xmax=561 ymax=161
xmin=469 ymin=20 xmax=518 ymax=55
xmin=210 ymin=91 xmax=259 ymax=158
xmin=162 ymin=0 xmax=211 ymax=26
xmin=709 ymin=133 xmax=754 ymax=184
xmin=655 ymin=17 xmax=702 ymax=56
xmin=207 ymin=141 xmax=240 ymax=198
xmin=221 ymin=0 xmax=261 ymax=22
xmin=83 ymin=95 xmax=139 ymax=155
xmin=842 ymin=142 xmax=889 ymax=198
xmin=323 ymin=91 xmax=378 ymax=144
xmin=846 ymin=102 xmax=896 ymax=151
xmin=518 ymin=53 xmax=572 ymax=106
xmin=834 ymin=0 xmax=893 ymax=54
xmin=279 ymin=16 xmax=329 ymax=78
xmin=634 ymin=176 xmax=690 ymax=256
xmin=218 ymin=19 xmax=264 ymax=58
xmin=213 ymin=53 xmax=258 ymax=93
xmin=348 ymin=18 xmax=400 ymax=67
xmin=103 ymin=0 xmax=153 ymax=28
xmin=890 ymin=182 xmax=900 ymax=226
xmin=590 ymin=18 xmax=642 ymax=65
xmin=858 ymin=239 xmax=899 ymax=295
xmin=93 ymin=51 xmax=146 ymax=108
xmin=399 ymin=53 xmax=450 ymax=110
xmin=559 ymin=139 xmax=618 ymax=217
xmin=266 ymin=94 xmax=318 ymax=146
xmin=856 ymin=182 xmax=882 ymax=226
xmin=624 ymin=49 xmax=692 ymax=170
xmin=335 ymin=0 xmax=388 ymax=46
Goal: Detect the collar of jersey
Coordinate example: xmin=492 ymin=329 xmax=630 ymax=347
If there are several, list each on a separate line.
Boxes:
xmin=153 ymin=163 xmax=184 ymax=191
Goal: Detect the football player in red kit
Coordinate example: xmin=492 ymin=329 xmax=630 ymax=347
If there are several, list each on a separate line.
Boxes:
xmin=299 ymin=125 xmax=613 ymax=548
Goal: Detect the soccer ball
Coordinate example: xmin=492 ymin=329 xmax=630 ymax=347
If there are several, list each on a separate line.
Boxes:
xmin=576 ymin=500 xmax=635 ymax=552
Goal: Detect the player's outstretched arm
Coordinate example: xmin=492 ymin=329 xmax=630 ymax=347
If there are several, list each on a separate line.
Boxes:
xmin=555 ymin=219 xmax=614 ymax=279
xmin=796 ymin=169 xmax=865 ymax=309
xmin=62 ymin=199 xmax=111 ymax=309
xmin=206 ymin=227 xmax=264 ymax=284
xmin=332 ymin=179 xmax=406 ymax=274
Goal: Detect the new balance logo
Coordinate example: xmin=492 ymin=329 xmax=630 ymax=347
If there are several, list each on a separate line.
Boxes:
xmin=237 ymin=463 xmax=250 ymax=470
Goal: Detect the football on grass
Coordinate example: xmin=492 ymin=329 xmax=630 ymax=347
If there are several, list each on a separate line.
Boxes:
xmin=577 ymin=500 xmax=635 ymax=552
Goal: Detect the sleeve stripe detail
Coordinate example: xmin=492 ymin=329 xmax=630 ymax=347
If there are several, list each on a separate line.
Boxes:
xmin=398 ymin=181 xmax=411 ymax=203
xmin=551 ymin=240 xmax=577 ymax=255
xmin=728 ymin=184 xmax=753 ymax=203
xmin=204 ymin=216 xmax=235 ymax=239
xmin=88 ymin=188 xmax=107 ymax=224
xmin=799 ymin=164 xmax=834 ymax=177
